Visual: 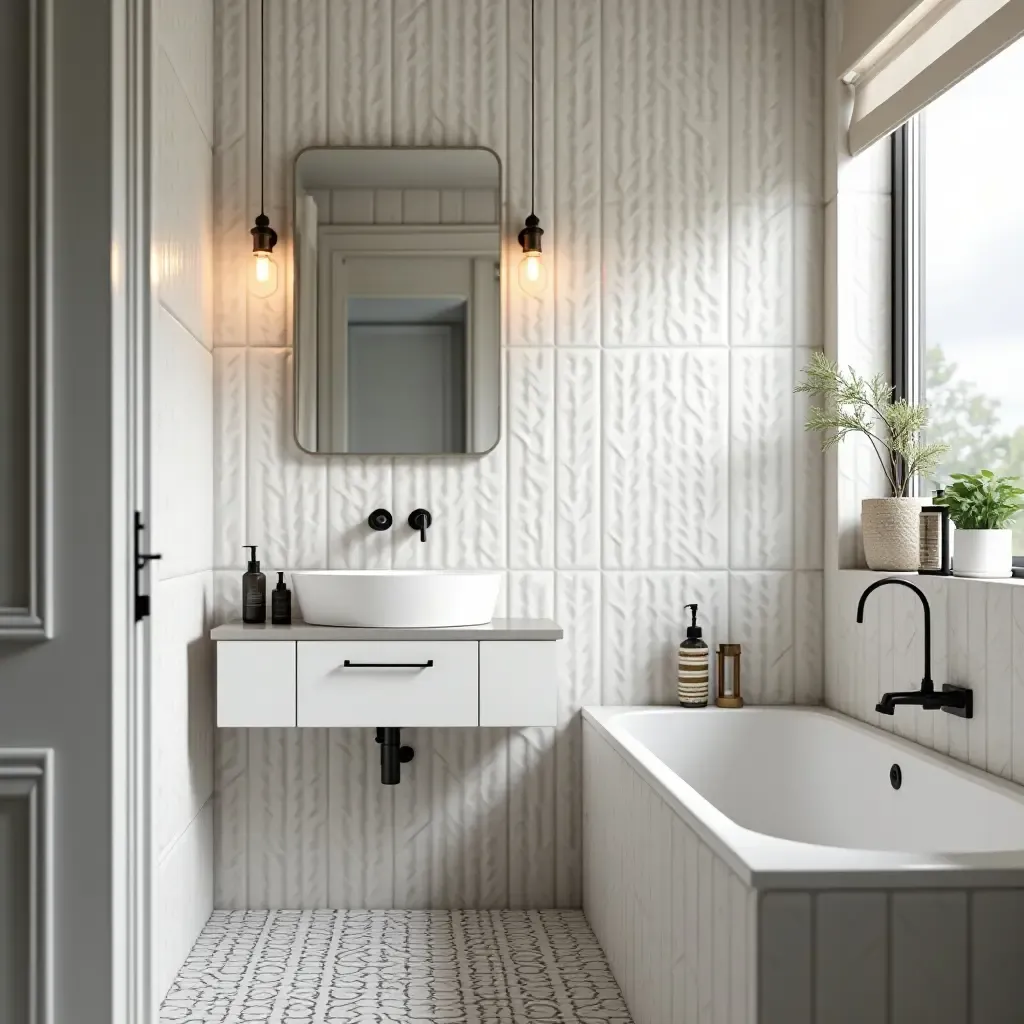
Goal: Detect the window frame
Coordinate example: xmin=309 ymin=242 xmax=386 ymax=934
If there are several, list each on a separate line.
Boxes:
xmin=892 ymin=119 xmax=1024 ymax=569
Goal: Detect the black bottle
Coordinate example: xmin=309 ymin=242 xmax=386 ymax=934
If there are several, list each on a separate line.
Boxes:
xmin=242 ymin=545 xmax=266 ymax=623
xmin=271 ymin=571 xmax=292 ymax=625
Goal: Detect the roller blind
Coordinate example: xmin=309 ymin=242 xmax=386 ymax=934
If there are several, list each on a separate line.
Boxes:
xmin=843 ymin=0 xmax=1024 ymax=154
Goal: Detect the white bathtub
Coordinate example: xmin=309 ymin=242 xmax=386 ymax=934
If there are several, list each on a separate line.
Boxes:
xmin=583 ymin=706 xmax=1024 ymax=1024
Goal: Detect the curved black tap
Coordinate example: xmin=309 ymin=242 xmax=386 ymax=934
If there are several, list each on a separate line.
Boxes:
xmin=857 ymin=577 xmax=932 ymax=688
xmin=856 ymin=577 xmax=972 ymax=718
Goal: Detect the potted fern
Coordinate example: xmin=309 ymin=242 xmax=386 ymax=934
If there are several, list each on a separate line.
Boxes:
xmin=795 ymin=353 xmax=948 ymax=570
xmin=935 ymin=471 xmax=1024 ymax=578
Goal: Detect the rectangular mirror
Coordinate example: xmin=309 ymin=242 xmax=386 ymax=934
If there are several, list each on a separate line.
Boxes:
xmin=294 ymin=148 xmax=501 ymax=455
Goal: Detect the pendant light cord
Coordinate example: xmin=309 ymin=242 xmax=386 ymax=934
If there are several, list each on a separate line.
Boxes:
xmin=529 ymin=0 xmax=536 ymax=217
xmin=260 ymin=0 xmax=265 ymax=217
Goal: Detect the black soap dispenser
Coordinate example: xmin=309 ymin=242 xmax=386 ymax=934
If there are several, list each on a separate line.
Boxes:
xmin=242 ymin=545 xmax=266 ymax=624
xmin=678 ymin=603 xmax=710 ymax=707
xmin=271 ymin=571 xmax=292 ymax=625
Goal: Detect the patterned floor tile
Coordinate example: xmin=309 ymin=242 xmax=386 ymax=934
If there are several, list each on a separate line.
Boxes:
xmin=160 ymin=909 xmax=633 ymax=1023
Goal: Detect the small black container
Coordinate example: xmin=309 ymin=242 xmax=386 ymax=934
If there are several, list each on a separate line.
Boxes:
xmin=272 ymin=571 xmax=292 ymax=625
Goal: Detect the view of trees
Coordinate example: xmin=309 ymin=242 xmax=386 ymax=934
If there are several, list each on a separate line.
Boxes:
xmin=925 ymin=346 xmax=1024 ymax=550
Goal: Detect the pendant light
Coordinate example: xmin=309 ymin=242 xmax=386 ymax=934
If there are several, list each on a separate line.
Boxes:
xmin=517 ymin=0 xmax=545 ymax=295
xmin=250 ymin=0 xmax=278 ymax=296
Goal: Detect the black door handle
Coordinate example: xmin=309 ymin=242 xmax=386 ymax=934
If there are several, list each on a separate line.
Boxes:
xmin=134 ymin=511 xmax=162 ymax=622
xmin=343 ymin=659 xmax=434 ymax=669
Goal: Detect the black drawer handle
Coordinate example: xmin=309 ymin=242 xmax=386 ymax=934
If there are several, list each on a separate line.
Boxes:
xmin=342 ymin=659 xmax=434 ymax=669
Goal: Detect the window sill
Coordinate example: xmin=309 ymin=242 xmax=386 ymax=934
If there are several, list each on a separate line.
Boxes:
xmin=835 ymin=568 xmax=1024 ymax=588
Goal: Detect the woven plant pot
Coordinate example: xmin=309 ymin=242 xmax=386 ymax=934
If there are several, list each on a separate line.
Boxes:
xmin=862 ymin=497 xmax=928 ymax=571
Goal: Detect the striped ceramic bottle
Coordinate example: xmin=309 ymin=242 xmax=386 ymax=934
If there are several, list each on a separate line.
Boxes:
xmin=678 ymin=603 xmax=709 ymax=707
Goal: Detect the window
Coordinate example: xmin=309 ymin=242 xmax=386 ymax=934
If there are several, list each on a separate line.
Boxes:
xmin=896 ymin=34 xmax=1024 ymax=555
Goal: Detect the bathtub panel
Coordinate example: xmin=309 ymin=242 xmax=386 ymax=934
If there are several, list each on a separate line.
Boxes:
xmin=683 ymin=823 xmax=701 ymax=1023
xmin=670 ymin=815 xmax=692 ymax=1024
xmin=891 ymin=891 xmax=968 ymax=1024
xmin=698 ymin=843 xmax=715 ymax=1022
xmin=713 ymin=859 xmax=730 ymax=1024
xmin=971 ymin=890 xmax=1024 ymax=1023
xmin=729 ymin=875 xmax=751 ymax=1024
xmin=814 ymin=892 xmax=887 ymax=1024
xmin=758 ymin=892 xmax=812 ymax=1024
xmin=583 ymin=722 xmax=757 ymax=1024
xmin=651 ymin=792 xmax=674 ymax=1024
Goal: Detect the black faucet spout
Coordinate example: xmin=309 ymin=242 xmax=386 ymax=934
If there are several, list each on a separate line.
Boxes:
xmin=856 ymin=577 xmax=932 ymax=690
xmin=876 ymin=685 xmax=973 ymax=718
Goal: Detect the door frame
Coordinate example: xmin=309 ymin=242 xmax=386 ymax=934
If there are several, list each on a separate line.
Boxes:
xmin=111 ymin=0 xmax=154 ymax=1018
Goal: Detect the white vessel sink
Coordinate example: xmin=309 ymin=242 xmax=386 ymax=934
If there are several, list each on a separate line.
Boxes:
xmin=290 ymin=570 xmax=503 ymax=629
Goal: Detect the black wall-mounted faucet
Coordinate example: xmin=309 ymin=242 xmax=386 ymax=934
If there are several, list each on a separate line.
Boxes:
xmin=409 ymin=508 xmax=432 ymax=542
xmin=856 ymin=577 xmax=972 ymax=718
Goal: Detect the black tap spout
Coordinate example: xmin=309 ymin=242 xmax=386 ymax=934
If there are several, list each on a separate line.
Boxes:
xmin=876 ymin=687 xmax=973 ymax=717
xmin=856 ymin=577 xmax=932 ymax=691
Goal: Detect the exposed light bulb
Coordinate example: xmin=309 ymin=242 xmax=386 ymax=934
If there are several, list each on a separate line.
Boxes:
xmin=518 ymin=251 xmax=545 ymax=295
xmin=517 ymin=213 xmax=546 ymax=296
xmin=251 ymin=250 xmax=278 ymax=297
xmin=250 ymin=212 xmax=279 ymax=297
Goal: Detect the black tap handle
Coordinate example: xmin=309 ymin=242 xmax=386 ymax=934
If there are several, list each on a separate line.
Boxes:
xmin=408 ymin=509 xmax=432 ymax=542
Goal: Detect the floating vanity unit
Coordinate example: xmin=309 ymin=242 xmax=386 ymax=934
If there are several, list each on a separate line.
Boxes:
xmin=213 ymin=618 xmax=562 ymax=730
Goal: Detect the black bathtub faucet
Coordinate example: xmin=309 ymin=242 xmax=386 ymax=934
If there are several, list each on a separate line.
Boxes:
xmin=855 ymin=577 xmax=973 ymax=719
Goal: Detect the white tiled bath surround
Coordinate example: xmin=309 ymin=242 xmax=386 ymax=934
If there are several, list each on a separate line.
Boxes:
xmin=211 ymin=0 xmax=826 ymax=909
xmin=828 ymin=572 xmax=1024 ymax=785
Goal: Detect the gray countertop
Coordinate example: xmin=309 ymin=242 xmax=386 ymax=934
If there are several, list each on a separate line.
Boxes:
xmin=211 ymin=618 xmax=563 ymax=641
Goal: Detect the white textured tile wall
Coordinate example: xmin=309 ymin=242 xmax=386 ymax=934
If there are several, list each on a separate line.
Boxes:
xmin=153 ymin=0 xmax=216 ymax=996
xmin=155 ymin=802 xmax=215 ymax=1004
xmin=823 ymin=0 xmax=894 ymax=573
xmin=827 ymin=572 xmax=1024 ymax=789
xmin=585 ymin=718 xmax=1024 ymax=1023
xmin=213 ymin=0 xmax=825 ymax=909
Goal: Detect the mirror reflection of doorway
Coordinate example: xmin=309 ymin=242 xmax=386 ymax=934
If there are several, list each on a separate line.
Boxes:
xmin=346 ymin=317 xmax=466 ymax=454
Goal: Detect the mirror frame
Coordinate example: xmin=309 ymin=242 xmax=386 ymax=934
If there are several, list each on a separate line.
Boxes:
xmin=291 ymin=146 xmax=504 ymax=458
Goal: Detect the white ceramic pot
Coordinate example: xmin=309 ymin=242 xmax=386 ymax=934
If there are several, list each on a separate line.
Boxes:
xmin=952 ymin=529 xmax=1012 ymax=579
xmin=861 ymin=497 xmax=928 ymax=571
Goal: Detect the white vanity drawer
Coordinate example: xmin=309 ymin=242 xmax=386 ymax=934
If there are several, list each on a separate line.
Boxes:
xmin=217 ymin=641 xmax=296 ymax=727
xmin=297 ymin=641 xmax=479 ymax=727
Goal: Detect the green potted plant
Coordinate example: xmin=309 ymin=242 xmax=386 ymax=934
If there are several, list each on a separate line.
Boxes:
xmin=935 ymin=471 xmax=1024 ymax=578
xmin=795 ymin=352 xmax=948 ymax=570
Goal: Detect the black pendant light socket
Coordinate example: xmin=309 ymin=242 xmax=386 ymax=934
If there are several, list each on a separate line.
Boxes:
xmin=518 ymin=213 xmax=543 ymax=254
xmin=251 ymin=212 xmax=277 ymax=255
xmin=250 ymin=0 xmax=277 ymax=262
xmin=518 ymin=0 xmax=546 ymax=280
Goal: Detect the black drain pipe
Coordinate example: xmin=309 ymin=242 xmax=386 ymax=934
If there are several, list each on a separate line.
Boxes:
xmin=376 ymin=727 xmax=414 ymax=785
